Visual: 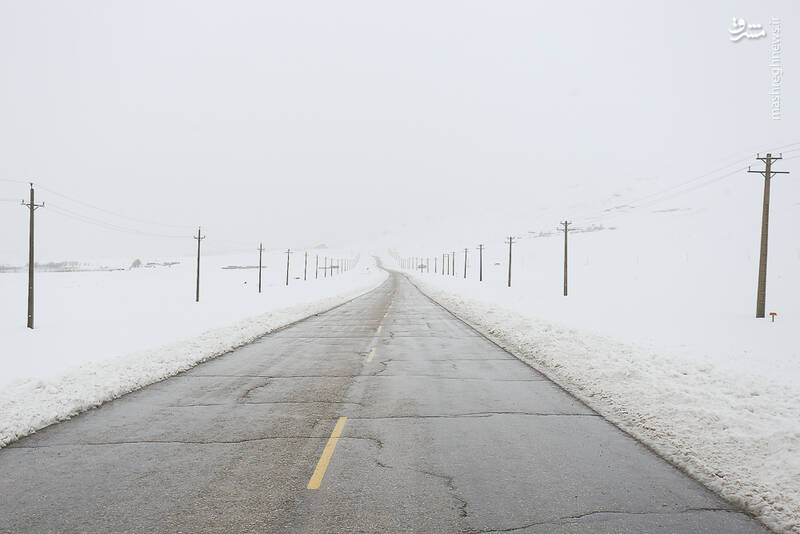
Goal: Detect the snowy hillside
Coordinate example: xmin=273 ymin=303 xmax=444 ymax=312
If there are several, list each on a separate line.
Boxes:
xmin=389 ymin=153 xmax=800 ymax=533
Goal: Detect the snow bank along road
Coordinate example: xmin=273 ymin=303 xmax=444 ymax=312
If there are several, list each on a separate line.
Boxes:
xmin=0 ymin=273 xmax=771 ymax=533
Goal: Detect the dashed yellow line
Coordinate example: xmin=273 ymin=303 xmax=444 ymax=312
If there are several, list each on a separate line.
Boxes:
xmin=367 ymin=347 xmax=376 ymax=363
xmin=307 ymin=417 xmax=347 ymax=490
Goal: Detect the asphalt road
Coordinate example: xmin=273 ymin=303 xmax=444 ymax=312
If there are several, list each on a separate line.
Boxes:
xmin=0 ymin=272 xmax=771 ymax=533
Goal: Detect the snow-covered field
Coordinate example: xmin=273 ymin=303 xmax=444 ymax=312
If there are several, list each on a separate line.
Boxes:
xmin=0 ymin=251 xmax=386 ymax=448
xmin=390 ymin=173 xmax=800 ymax=533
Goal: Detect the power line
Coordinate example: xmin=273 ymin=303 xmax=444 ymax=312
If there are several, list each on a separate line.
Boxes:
xmin=37 ymin=184 xmax=194 ymax=230
xmin=630 ymin=166 xmax=746 ymax=210
xmin=563 ymin=142 xmax=800 ymax=226
xmin=47 ymin=203 xmax=188 ymax=239
xmin=574 ymin=162 xmax=748 ymax=225
xmin=516 ymin=145 xmax=792 ymax=240
xmin=581 ymin=165 xmax=746 ymax=224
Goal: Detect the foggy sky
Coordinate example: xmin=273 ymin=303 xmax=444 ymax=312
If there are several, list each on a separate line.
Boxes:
xmin=0 ymin=1 xmax=796 ymax=262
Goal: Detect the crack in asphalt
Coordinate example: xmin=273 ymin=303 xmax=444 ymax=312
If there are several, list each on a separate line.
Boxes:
xmin=347 ymin=412 xmax=596 ymax=420
xmin=468 ymin=507 xmax=741 ymax=533
xmin=240 ymin=400 xmax=364 ymax=406
xmin=343 ymin=435 xmax=384 ymax=449
xmin=374 ymin=360 xmax=392 ymax=375
xmin=236 ymin=377 xmax=272 ymax=403
xmin=11 ymin=435 xmax=385 ymax=449
xmin=179 ymin=374 xmax=361 ymax=379
xmin=173 ymin=400 xmax=364 ymax=407
xmin=415 ymin=468 xmax=469 ymax=519
xmin=369 ymin=457 xmax=469 ymax=520
xmin=387 ymin=358 xmax=512 ymax=362
xmin=10 ymin=436 xmax=332 ymax=448
xmin=363 ymin=375 xmax=543 ymax=382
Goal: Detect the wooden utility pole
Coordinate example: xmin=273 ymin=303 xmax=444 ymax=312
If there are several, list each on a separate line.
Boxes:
xmin=505 ymin=236 xmax=515 ymax=287
xmin=748 ymin=153 xmax=789 ymax=318
xmin=258 ymin=243 xmax=264 ymax=293
xmin=478 ymin=244 xmax=484 ymax=282
xmin=451 ymin=251 xmax=456 ymax=277
xmin=426 ymin=257 xmax=430 ymax=272
xmin=446 ymin=253 xmax=450 ymax=275
xmin=463 ymin=248 xmax=468 ymax=278
xmin=561 ymin=221 xmax=572 ymax=296
xmin=285 ymin=249 xmax=292 ymax=286
xmin=194 ymin=227 xmax=205 ymax=302
xmin=315 ymin=254 xmax=319 ymax=279
xmin=21 ymin=183 xmax=44 ymax=328
xmin=304 ymin=251 xmax=308 ymax=281
xmin=434 ymin=256 xmax=438 ymax=273
xmin=324 ymin=256 xmax=328 ymax=277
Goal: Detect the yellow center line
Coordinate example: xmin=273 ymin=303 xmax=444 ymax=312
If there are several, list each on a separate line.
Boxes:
xmin=366 ymin=347 xmax=376 ymax=363
xmin=377 ymin=325 xmax=382 ymax=334
xmin=307 ymin=417 xmax=347 ymax=490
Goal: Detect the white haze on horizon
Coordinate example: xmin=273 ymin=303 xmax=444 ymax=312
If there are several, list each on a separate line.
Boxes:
xmin=0 ymin=0 xmax=797 ymax=263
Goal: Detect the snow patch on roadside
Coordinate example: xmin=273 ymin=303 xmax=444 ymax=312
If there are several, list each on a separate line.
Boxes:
xmin=409 ymin=274 xmax=799 ymax=534
xmin=0 ymin=269 xmax=387 ymax=449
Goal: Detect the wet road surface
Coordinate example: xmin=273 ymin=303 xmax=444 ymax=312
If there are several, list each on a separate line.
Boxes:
xmin=0 ymin=272 xmax=771 ymax=533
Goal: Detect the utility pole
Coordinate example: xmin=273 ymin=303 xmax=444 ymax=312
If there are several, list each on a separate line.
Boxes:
xmin=315 ymin=254 xmax=319 ymax=279
xmin=194 ymin=227 xmax=205 ymax=302
xmin=561 ymin=221 xmax=572 ymax=296
xmin=324 ymin=256 xmax=328 ymax=277
xmin=258 ymin=243 xmax=264 ymax=293
xmin=463 ymin=248 xmax=468 ymax=279
xmin=451 ymin=251 xmax=456 ymax=277
xmin=434 ymin=256 xmax=438 ymax=273
xmin=426 ymin=257 xmax=430 ymax=273
xmin=748 ymin=153 xmax=789 ymax=318
xmin=446 ymin=253 xmax=450 ymax=275
xmin=505 ymin=236 xmax=515 ymax=288
xmin=304 ymin=251 xmax=308 ymax=281
xmin=285 ymin=249 xmax=292 ymax=286
xmin=21 ymin=183 xmax=44 ymax=328
xmin=478 ymin=244 xmax=484 ymax=282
